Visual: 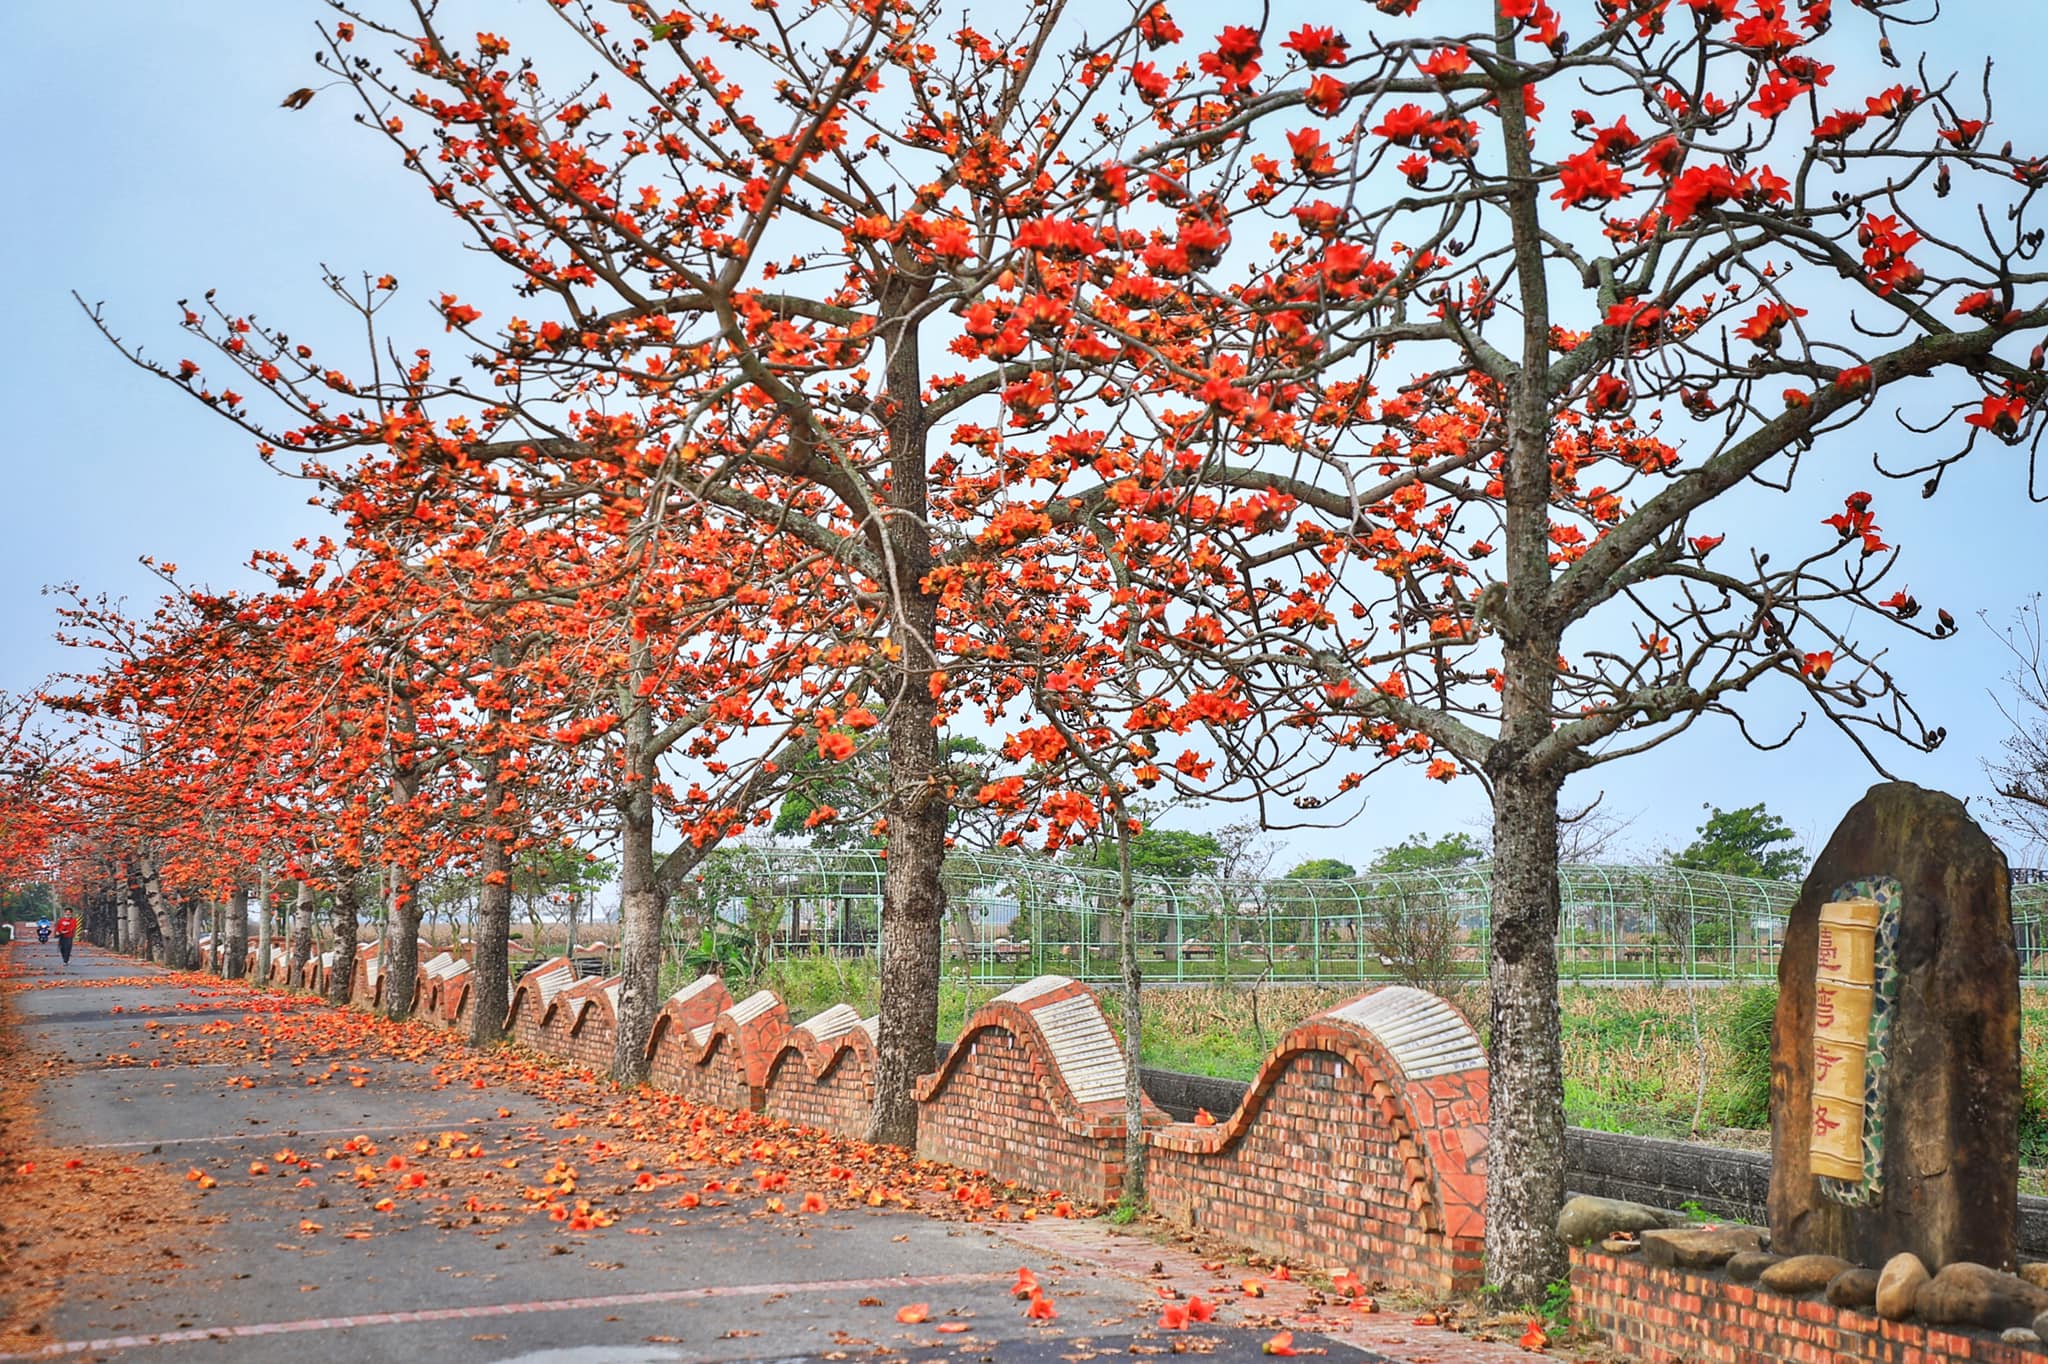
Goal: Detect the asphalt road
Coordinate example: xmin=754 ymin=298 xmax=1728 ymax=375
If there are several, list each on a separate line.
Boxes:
xmin=3 ymin=943 xmax=1392 ymax=1364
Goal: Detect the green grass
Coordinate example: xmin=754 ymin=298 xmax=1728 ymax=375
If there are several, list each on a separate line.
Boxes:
xmin=725 ymin=956 xmax=2048 ymax=1165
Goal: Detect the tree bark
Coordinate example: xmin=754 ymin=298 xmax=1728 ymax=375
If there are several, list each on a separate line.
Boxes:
xmin=1116 ymin=824 xmax=1146 ymax=1210
xmin=469 ymin=777 xmax=515 ymax=1046
xmin=612 ymin=677 xmax=665 ymax=1083
xmin=132 ymin=854 xmax=188 ymax=967
xmin=122 ymin=861 xmax=158 ymax=960
xmin=864 ymin=270 xmax=948 ymax=1148
xmin=383 ymin=869 xmax=424 ymax=1020
xmin=289 ymin=880 xmax=315 ymax=989
xmin=255 ymin=870 xmax=274 ymax=982
xmin=225 ymin=885 xmax=248 ymax=979
xmin=327 ymin=872 xmax=359 ymax=1005
xmin=118 ymin=873 xmax=137 ymax=954
xmin=1485 ymin=762 xmax=1568 ymax=1305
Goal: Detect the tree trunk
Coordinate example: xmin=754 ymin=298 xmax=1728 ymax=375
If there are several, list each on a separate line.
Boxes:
xmin=225 ymin=886 xmax=248 ymax=979
xmin=123 ymin=862 xmax=159 ymax=960
xmin=133 ymin=854 xmax=188 ymax=967
xmin=289 ymin=880 xmax=315 ymax=989
xmin=865 ymin=274 xmax=948 ymax=1149
xmin=255 ymin=870 xmax=274 ymax=982
xmin=469 ymin=779 xmax=515 ymax=1046
xmin=383 ymin=869 xmax=424 ymax=1021
xmin=184 ymin=897 xmax=203 ymax=970
xmin=612 ymin=691 xmax=665 ymax=1082
xmin=1116 ymin=825 xmax=1146 ymax=1210
xmin=868 ymin=671 xmax=948 ymax=1144
xmin=1485 ymin=762 xmax=1568 ymax=1304
xmin=327 ymin=872 xmax=359 ymax=1005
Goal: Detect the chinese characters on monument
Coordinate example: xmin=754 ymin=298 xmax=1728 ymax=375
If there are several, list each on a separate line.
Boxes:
xmin=1809 ymin=897 xmax=1879 ymax=1183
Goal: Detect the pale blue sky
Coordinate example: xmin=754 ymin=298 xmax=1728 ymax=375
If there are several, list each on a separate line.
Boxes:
xmin=2 ymin=3 xmax=2042 ymax=870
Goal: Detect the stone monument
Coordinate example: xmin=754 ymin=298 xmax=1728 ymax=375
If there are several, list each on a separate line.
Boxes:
xmin=1768 ymin=781 xmax=2019 ymax=1270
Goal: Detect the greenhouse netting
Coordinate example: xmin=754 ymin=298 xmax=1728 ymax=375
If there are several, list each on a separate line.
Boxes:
xmin=658 ymin=846 xmax=2048 ymax=987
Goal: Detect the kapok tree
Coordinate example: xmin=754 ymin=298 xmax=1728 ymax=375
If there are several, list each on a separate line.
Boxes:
xmin=1070 ymin=0 xmax=2048 ymax=1299
xmin=109 ymin=0 xmax=1279 ymax=1142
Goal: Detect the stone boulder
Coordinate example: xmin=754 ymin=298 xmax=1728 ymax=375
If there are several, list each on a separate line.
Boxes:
xmin=1725 ymin=1251 xmax=1780 ymax=1284
xmin=1556 ymin=1196 xmax=1688 ymax=1247
xmin=1826 ymin=1268 xmax=1880 ymax=1309
xmin=1760 ymin=1254 xmax=1853 ymax=1296
xmin=1639 ymin=1225 xmax=1765 ymax=1272
xmin=1875 ymin=1252 xmax=1929 ymax=1321
xmin=1767 ymin=783 xmax=2019 ymax=1271
xmin=1913 ymin=1261 xmax=2048 ymax=1331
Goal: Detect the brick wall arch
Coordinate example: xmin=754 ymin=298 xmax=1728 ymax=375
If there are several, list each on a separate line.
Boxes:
xmin=1146 ymin=985 xmax=1487 ymax=1295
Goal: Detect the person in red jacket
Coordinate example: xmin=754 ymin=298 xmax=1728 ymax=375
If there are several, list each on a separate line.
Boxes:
xmin=53 ymin=912 xmax=78 ymax=966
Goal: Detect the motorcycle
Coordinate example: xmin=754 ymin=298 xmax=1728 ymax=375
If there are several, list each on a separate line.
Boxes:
xmin=35 ymin=922 xmax=52 ymax=944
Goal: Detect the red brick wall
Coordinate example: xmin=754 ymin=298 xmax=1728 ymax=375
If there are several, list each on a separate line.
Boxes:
xmin=644 ymin=979 xmax=735 ymax=1083
xmin=1144 ymin=991 xmax=1488 ymax=1298
xmin=1148 ymin=1050 xmax=1480 ymax=1295
xmin=560 ymin=1000 xmax=617 ymax=1071
xmin=648 ymin=1023 xmax=706 ymax=1093
xmin=915 ymin=1025 xmax=1130 ymax=1207
xmin=1572 ymin=1247 xmax=2035 ymax=1364
xmin=761 ymin=1039 xmax=874 ymax=1140
xmin=508 ymin=962 xmax=573 ymax=1052
xmin=663 ymin=1033 xmax=756 ymax=1114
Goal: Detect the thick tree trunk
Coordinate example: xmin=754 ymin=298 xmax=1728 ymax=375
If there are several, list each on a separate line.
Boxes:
xmin=1116 ymin=828 xmax=1146 ymax=1210
xmin=133 ymin=855 xmax=188 ymax=967
xmin=612 ymin=703 xmax=664 ymax=1082
xmin=870 ymin=834 xmax=944 ymax=1147
xmin=255 ymin=871 xmax=274 ymax=982
xmin=118 ymin=874 xmax=138 ymax=954
xmin=1485 ymin=762 xmax=1568 ymax=1304
xmin=469 ymin=782 xmax=514 ymax=1046
xmin=184 ymin=898 xmax=203 ymax=970
xmin=123 ymin=863 xmax=158 ymax=960
xmin=865 ymin=275 xmax=948 ymax=1149
xmin=327 ymin=873 xmax=359 ymax=1005
xmin=868 ymin=651 xmax=948 ymax=1144
xmin=225 ymin=886 xmax=248 ymax=979
xmin=383 ymin=870 xmax=424 ymax=1020
xmin=289 ymin=880 xmax=315 ymax=989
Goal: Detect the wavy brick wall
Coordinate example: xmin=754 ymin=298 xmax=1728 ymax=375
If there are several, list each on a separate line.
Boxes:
xmin=508 ymin=959 xmax=577 ymax=1051
xmin=761 ymin=1004 xmax=878 ymax=1140
xmin=646 ymin=975 xmax=734 ymax=1088
xmin=658 ymin=990 xmax=789 ymax=1115
xmin=1145 ymin=985 xmax=1487 ymax=1296
xmin=530 ymin=973 xmax=616 ymax=1067
xmin=913 ymin=976 xmax=1164 ymax=1208
xmin=1571 ymin=1247 xmax=2034 ymax=1364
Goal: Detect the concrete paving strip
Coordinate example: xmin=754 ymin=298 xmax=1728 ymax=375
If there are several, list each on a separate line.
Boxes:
xmin=0 ymin=1270 xmax=1009 ymax=1361
xmin=71 ymin=1119 xmax=539 ymax=1151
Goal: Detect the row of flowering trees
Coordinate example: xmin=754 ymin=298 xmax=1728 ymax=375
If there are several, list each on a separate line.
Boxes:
xmin=10 ymin=0 xmax=2045 ymax=1301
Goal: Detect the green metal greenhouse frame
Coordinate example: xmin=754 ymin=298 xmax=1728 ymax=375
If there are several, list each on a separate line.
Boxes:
xmin=660 ymin=846 xmax=2048 ymax=987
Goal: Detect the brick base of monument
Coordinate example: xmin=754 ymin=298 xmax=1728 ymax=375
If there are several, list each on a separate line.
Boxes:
xmin=1571 ymin=1248 xmax=2038 ymax=1363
